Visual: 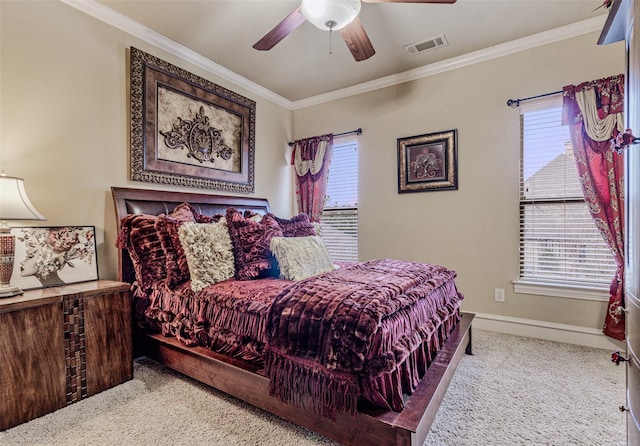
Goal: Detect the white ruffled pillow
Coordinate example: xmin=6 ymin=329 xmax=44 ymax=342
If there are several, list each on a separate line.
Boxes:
xmin=270 ymin=235 xmax=335 ymax=281
xmin=178 ymin=219 xmax=235 ymax=291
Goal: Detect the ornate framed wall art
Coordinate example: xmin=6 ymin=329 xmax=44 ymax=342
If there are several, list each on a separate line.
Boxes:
xmin=130 ymin=47 xmax=256 ymax=193
xmin=397 ymin=129 xmax=458 ymax=193
xmin=9 ymin=226 xmax=98 ymax=290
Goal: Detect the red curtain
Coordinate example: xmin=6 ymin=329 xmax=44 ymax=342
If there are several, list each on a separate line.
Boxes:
xmin=562 ymin=74 xmax=625 ymax=341
xmin=291 ymin=134 xmax=334 ymax=223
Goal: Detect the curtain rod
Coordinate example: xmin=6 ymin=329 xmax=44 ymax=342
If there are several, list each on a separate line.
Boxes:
xmin=288 ymin=128 xmax=362 ymax=146
xmin=506 ymin=90 xmax=562 ymax=107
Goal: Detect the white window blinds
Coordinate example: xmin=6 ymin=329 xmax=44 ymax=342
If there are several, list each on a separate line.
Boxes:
xmin=320 ymin=141 xmax=358 ymax=262
xmin=519 ymin=98 xmax=616 ymax=288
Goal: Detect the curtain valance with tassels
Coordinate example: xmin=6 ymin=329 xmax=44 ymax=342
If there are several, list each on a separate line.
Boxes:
xmin=290 ymin=134 xmax=334 ymax=222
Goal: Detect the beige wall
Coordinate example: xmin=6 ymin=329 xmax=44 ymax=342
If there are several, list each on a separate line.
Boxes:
xmin=0 ymin=1 xmax=626 ymax=332
xmin=292 ymin=32 xmax=625 ymax=330
xmin=0 ymin=1 xmax=294 ymax=282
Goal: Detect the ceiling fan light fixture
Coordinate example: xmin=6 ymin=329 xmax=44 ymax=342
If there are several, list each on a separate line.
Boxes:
xmin=301 ymin=0 xmax=361 ymax=31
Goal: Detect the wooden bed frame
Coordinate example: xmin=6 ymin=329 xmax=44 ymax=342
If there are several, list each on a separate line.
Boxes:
xmin=112 ymin=186 xmax=474 ymax=446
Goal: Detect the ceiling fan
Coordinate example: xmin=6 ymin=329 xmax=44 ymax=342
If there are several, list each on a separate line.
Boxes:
xmin=253 ymin=0 xmax=457 ymax=62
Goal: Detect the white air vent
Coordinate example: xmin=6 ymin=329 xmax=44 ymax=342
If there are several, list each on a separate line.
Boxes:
xmin=403 ymin=34 xmax=448 ymax=56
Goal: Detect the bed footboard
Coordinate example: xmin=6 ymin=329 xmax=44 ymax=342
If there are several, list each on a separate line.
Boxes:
xmin=135 ymin=312 xmax=474 ymax=446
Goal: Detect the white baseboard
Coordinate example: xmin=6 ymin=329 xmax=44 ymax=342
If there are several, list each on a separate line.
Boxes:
xmin=471 ymin=312 xmax=625 ymax=351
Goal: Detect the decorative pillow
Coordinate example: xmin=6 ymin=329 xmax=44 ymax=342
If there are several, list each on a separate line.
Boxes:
xmin=171 ymin=201 xmax=224 ymax=224
xmin=116 ymin=214 xmax=165 ymax=289
xmin=226 ymin=208 xmax=283 ymax=280
xmin=269 ymin=236 xmax=335 ymax=281
xmin=178 ymin=220 xmax=235 ymax=292
xmin=268 ymin=213 xmax=317 ymax=237
xmin=243 ymin=209 xmax=263 ymax=221
xmin=196 ymin=213 xmax=222 ymax=223
xmin=171 ymin=202 xmax=199 ymax=221
xmin=153 ymin=204 xmax=204 ymax=289
xmin=155 ymin=216 xmax=189 ymax=288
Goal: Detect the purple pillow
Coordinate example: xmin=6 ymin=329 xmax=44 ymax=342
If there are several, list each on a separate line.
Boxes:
xmin=171 ymin=202 xmax=198 ymax=221
xmin=116 ymin=214 xmax=165 ymax=289
xmin=268 ymin=213 xmax=317 ymax=237
xmin=226 ymin=208 xmax=283 ymax=280
xmin=243 ymin=209 xmax=260 ymax=220
xmin=116 ymin=203 xmax=201 ymax=289
xmin=154 ymin=215 xmax=191 ymax=288
xmin=155 ymin=204 xmax=221 ymax=288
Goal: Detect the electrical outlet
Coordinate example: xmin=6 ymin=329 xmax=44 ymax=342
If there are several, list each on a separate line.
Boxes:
xmin=494 ymin=288 xmax=505 ymax=302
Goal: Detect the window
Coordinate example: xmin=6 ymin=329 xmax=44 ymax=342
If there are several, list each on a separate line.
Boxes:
xmin=518 ymin=98 xmax=616 ymax=292
xmin=320 ymin=140 xmax=358 ymax=262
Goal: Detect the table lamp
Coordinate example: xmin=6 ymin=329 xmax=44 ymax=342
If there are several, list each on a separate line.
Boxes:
xmin=0 ymin=173 xmax=46 ymax=297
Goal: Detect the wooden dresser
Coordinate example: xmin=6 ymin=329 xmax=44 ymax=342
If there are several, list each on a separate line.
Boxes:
xmin=0 ymin=280 xmax=132 ymax=431
xmin=600 ymin=1 xmax=640 ymax=444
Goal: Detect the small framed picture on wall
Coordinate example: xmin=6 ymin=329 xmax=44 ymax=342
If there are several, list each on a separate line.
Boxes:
xmin=397 ymin=129 xmax=458 ymax=193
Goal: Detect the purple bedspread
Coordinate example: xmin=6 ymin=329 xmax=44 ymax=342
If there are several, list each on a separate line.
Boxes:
xmin=132 ymin=259 xmax=462 ymax=416
xmin=264 ymin=259 xmax=463 ymax=418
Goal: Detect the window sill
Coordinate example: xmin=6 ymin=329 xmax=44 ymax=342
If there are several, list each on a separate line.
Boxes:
xmin=512 ymin=280 xmax=610 ymax=302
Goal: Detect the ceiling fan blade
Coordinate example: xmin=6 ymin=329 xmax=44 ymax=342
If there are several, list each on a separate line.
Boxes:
xmin=253 ymin=7 xmax=306 ymax=51
xmin=340 ymin=17 xmax=375 ymax=62
xmin=363 ymin=0 xmax=456 ymax=3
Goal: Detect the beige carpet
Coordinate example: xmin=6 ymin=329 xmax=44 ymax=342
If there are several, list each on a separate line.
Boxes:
xmin=0 ymin=329 xmax=626 ymax=446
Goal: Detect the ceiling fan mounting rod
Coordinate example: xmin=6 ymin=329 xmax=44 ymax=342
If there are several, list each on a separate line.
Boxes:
xmin=327 ymin=20 xmax=337 ymax=54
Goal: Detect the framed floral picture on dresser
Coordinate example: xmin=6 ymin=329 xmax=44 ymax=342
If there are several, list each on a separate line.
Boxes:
xmin=9 ymin=226 xmax=98 ymax=290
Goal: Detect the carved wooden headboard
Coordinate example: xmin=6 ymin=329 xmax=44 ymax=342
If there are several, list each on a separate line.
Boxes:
xmin=111 ymin=187 xmax=270 ymax=283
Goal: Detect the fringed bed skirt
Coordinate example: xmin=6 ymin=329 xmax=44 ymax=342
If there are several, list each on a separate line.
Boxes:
xmin=136 ymin=277 xmax=292 ymax=365
xmin=131 ymin=261 xmax=464 ymax=415
xmin=360 ymin=303 xmax=461 ymax=411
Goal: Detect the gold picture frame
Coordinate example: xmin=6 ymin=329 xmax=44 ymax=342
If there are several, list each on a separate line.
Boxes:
xmin=397 ymin=129 xmax=458 ymax=193
xmin=130 ymin=47 xmax=255 ymax=193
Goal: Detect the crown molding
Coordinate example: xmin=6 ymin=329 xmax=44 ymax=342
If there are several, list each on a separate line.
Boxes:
xmin=61 ymin=1 xmax=607 ymax=112
xmin=291 ymin=15 xmax=608 ymax=109
xmin=59 ymin=0 xmax=294 ymax=109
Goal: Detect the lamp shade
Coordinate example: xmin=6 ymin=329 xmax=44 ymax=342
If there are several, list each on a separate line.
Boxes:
xmin=0 ymin=175 xmax=46 ymax=221
xmin=301 ymin=0 xmax=361 ymax=31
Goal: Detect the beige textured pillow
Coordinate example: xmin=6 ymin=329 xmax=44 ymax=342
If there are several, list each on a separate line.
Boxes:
xmin=178 ymin=220 xmax=235 ymax=291
xmin=270 ymin=236 xmax=334 ymax=281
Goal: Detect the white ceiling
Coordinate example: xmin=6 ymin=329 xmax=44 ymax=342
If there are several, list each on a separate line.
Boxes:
xmin=86 ymin=0 xmax=610 ymax=104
